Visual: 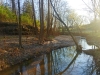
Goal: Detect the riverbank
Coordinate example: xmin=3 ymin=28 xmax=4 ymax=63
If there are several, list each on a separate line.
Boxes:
xmin=0 ymin=35 xmax=80 ymax=71
xmin=82 ymin=33 xmax=100 ymax=48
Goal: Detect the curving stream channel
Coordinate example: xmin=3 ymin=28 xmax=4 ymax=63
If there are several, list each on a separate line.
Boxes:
xmin=0 ymin=37 xmax=98 ymax=75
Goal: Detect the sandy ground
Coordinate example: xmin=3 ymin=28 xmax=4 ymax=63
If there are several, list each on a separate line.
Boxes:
xmin=0 ymin=35 xmax=81 ymax=71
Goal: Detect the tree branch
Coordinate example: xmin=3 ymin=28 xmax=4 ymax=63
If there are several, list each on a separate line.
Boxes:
xmin=50 ymin=0 xmax=81 ymax=51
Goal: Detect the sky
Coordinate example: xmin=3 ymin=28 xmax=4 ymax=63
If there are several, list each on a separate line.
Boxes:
xmin=66 ymin=0 xmax=94 ymax=23
xmin=2 ymin=0 xmax=93 ymax=23
xmin=67 ymin=0 xmax=91 ymax=16
xmin=3 ymin=0 xmax=92 ymax=17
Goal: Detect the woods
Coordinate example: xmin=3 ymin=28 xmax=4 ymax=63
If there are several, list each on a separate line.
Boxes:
xmin=0 ymin=0 xmax=100 ymax=50
xmin=0 ymin=0 xmax=65 ymax=45
xmin=1 ymin=0 xmax=100 ymax=74
xmin=0 ymin=0 xmax=91 ymax=39
xmin=0 ymin=0 xmax=100 ymax=48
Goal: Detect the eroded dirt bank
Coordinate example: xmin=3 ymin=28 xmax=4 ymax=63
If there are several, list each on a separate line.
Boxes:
xmin=0 ymin=35 xmax=80 ymax=71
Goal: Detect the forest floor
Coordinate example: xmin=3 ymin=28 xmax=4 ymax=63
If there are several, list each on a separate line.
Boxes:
xmin=0 ymin=35 xmax=81 ymax=71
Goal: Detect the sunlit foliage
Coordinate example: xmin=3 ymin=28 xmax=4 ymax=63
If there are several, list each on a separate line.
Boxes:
xmin=0 ymin=5 xmax=16 ymax=22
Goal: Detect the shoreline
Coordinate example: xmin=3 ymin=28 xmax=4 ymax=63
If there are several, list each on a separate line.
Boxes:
xmin=0 ymin=35 xmax=81 ymax=71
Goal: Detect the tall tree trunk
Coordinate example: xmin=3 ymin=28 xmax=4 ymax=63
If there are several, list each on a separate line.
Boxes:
xmin=11 ymin=0 xmax=18 ymax=22
xmin=39 ymin=0 xmax=44 ymax=44
xmin=53 ymin=17 xmax=57 ymax=35
xmin=47 ymin=0 xmax=50 ymax=37
xmin=11 ymin=0 xmax=16 ymax=14
xmin=50 ymin=15 xmax=53 ymax=35
xmin=32 ymin=0 xmax=38 ymax=35
xmin=18 ymin=0 xmax=22 ymax=48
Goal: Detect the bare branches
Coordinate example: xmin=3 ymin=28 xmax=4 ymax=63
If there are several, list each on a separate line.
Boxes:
xmin=82 ymin=0 xmax=100 ymax=19
xmin=57 ymin=53 xmax=79 ymax=75
xmin=82 ymin=0 xmax=94 ymax=12
xmin=50 ymin=0 xmax=81 ymax=51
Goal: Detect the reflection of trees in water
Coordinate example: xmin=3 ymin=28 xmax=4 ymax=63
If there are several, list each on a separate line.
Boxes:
xmin=0 ymin=46 xmax=76 ymax=75
xmin=82 ymin=52 xmax=100 ymax=75
xmin=40 ymin=58 xmax=45 ymax=75
xmin=42 ymin=46 xmax=76 ymax=75
xmin=2 ymin=46 xmax=98 ymax=75
xmin=51 ymin=47 xmax=76 ymax=75
xmin=92 ymin=57 xmax=100 ymax=75
xmin=58 ymin=53 xmax=79 ymax=75
xmin=23 ymin=50 xmax=97 ymax=75
xmin=64 ymin=54 xmax=96 ymax=75
xmin=25 ymin=46 xmax=77 ymax=75
xmin=80 ymin=56 xmax=95 ymax=75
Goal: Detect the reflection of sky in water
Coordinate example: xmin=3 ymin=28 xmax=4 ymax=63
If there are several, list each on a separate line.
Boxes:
xmin=51 ymin=47 xmax=77 ymax=74
xmin=62 ymin=53 xmax=95 ymax=75
xmin=0 ymin=38 xmax=96 ymax=75
xmin=79 ymin=38 xmax=97 ymax=50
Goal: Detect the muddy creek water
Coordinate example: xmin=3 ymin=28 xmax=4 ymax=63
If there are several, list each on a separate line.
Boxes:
xmin=0 ymin=37 xmax=98 ymax=75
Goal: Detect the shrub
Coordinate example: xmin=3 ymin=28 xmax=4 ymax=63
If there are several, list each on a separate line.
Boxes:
xmin=0 ymin=5 xmax=16 ymax=22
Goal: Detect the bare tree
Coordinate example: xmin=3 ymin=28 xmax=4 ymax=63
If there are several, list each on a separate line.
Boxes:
xmin=39 ymin=0 xmax=44 ymax=44
xmin=32 ymin=0 xmax=38 ymax=35
xmin=46 ymin=0 xmax=50 ymax=37
xmin=50 ymin=0 xmax=82 ymax=51
xmin=11 ymin=0 xmax=16 ymax=14
xmin=82 ymin=0 xmax=100 ymax=19
xmin=18 ymin=0 xmax=22 ymax=48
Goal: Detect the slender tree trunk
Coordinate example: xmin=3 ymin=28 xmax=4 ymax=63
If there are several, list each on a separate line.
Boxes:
xmin=32 ymin=0 xmax=38 ymax=35
xmin=11 ymin=0 xmax=18 ymax=22
xmin=53 ymin=17 xmax=57 ymax=35
xmin=11 ymin=0 xmax=16 ymax=14
xmin=39 ymin=0 xmax=44 ymax=44
xmin=18 ymin=0 xmax=22 ymax=48
xmin=39 ymin=0 xmax=41 ymax=43
xmin=50 ymin=15 xmax=53 ymax=35
xmin=47 ymin=0 xmax=50 ymax=37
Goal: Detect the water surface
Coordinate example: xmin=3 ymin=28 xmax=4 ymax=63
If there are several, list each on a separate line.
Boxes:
xmin=0 ymin=37 xmax=97 ymax=75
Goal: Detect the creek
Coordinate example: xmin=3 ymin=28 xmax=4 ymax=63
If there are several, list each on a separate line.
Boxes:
xmin=0 ymin=37 xmax=98 ymax=75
